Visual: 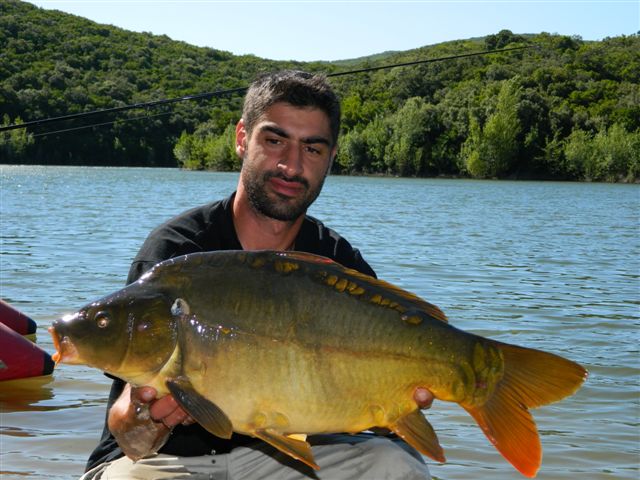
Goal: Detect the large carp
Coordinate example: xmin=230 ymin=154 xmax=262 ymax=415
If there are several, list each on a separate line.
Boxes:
xmin=50 ymin=250 xmax=586 ymax=477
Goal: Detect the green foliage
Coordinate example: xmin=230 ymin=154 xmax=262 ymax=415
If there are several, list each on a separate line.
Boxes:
xmin=174 ymin=123 xmax=238 ymax=171
xmin=0 ymin=114 xmax=34 ymax=160
xmin=0 ymin=0 xmax=288 ymax=166
xmin=564 ymin=124 xmax=640 ymax=181
xmin=1 ymin=1 xmax=638 ymax=182
xmin=174 ymin=131 xmax=203 ymax=170
xmin=384 ymin=97 xmax=436 ymax=176
xmin=485 ymin=29 xmax=527 ymax=50
xmin=461 ymin=78 xmax=522 ymax=178
xmin=205 ymin=123 xmax=239 ymax=171
xmin=336 ymin=128 xmax=367 ymax=173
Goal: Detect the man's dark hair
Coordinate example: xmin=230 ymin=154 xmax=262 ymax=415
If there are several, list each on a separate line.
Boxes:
xmin=242 ymin=70 xmax=341 ymax=146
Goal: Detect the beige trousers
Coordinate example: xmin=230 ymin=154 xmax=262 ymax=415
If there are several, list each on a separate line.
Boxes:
xmin=81 ymin=434 xmax=431 ymax=480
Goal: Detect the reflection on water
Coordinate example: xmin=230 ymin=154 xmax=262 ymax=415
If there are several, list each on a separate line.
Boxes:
xmin=1 ymin=166 xmax=638 ymax=479
xmin=0 ymin=376 xmax=55 ymax=413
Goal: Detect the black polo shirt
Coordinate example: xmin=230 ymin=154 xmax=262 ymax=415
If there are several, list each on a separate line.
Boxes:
xmin=86 ymin=192 xmax=376 ymax=472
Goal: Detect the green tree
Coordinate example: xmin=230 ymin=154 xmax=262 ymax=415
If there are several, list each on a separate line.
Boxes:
xmin=485 ymin=29 xmax=526 ymax=50
xmin=563 ymin=128 xmax=592 ymax=179
xmin=384 ymin=97 xmax=436 ymax=176
xmin=204 ymin=123 xmax=239 ymax=171
xmin=174 ymin=131 xmax=206 ymax=170
xmin=0 ymin=115 xmax=34 ymax=161
xmin=361 ymin=116 xmax=392 ymax=172
xmin=174 ymin=123 xmax=239 ymax=171
xmin=591 ymin=123 xmax=640 ymax=181
xmin=564 ymin=123 xmax=639 ymax=181
xmin=336 ymin=128 xmax=367 ymax=173
xmin=461 ymin=78 xmax=523 ymax=178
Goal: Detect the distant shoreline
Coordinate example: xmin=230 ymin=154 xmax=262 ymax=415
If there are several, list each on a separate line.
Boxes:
xmin=2 ymin=163 xmax=638 ymax=184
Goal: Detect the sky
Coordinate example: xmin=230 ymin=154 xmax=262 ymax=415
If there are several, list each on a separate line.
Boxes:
xmin=26 ymin=0 xmax=640 ymax=62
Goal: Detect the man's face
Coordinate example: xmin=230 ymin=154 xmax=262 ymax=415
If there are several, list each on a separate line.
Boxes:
xmin=236 ymin=102 xmax=336 ymax=222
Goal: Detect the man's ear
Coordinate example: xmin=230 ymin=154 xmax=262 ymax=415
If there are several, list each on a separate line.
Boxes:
xmin=328 ymin=144 xmax=337 ymax=171
xmin=236 ymin=119 xmax=247 ymax=158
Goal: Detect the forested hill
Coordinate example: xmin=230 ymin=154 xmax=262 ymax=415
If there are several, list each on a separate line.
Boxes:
xmin=1 ymin=0 xmax=638 ymax=181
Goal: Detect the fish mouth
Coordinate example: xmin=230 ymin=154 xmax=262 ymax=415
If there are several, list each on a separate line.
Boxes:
xmin=48 ymin=326 xmax=80 ymax=365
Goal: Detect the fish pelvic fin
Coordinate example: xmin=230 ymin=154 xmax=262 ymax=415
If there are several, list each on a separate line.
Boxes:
xmin=254 ymin=428 xmax=319 ymax=470
xmin=390 ymin=409 xmax=445 ymax=463
xmin=166 ymin=376 xmax=233 ymax=439
xmin=464 ymin=342 xmax=588 ymax=478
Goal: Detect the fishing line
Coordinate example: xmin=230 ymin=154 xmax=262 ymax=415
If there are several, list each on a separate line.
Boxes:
xmin=32 ymin=110 xmax=175 ymax=138
xmin=0 ymin=45 xmax=536 ymax=134
xmin=1 ymin=87 xmax=247 ymax=134
xmin=32 ymin=94 xmax=243 ymax=137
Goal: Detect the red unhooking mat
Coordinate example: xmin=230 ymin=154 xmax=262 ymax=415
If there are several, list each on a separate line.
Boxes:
xmin=0 ymin=317 xmax=54 ymax=382
xmin=0 ymin=299 xmax=38 ymax=336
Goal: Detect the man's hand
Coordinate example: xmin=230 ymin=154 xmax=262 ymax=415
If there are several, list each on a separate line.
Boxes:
xmin=132 ymin=386 xmax=195 ymax=427
xmin=107 ymin=383 xmax=193 ymax=460
xmin=414 ymin=387 xmax=434 ymax=409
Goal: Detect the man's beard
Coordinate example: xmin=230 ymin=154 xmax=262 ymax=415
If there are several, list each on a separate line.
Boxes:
xmin=243 ymin=167 xmax=325 ymax=222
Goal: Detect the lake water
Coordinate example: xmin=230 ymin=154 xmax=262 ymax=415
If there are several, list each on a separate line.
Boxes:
xmin=0 ymin=165 xmax=638 ymax=480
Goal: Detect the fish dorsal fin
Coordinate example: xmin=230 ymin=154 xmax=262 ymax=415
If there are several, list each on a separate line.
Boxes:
xmin=274 ymin=251 xmax=448 ymax=323
xmin=254 ymin=428 xmax=319 ymax=470
xmin=166 ymin=376 xmax=233 ymax=439
xmin=391 ymin=409 xmax=445 ymax=463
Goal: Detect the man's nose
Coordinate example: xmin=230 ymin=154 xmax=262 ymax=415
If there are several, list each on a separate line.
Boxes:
xmin=277 ymin=143 xmax=304 ymax=177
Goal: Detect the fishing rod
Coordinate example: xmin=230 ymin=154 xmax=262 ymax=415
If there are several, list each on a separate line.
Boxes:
xmin=0 ymin=45 xmax=536 ymax=134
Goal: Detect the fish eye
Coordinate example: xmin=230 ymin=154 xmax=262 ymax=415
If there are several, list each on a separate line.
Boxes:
xmin=95 ymin=311 xmax=110 ymax=329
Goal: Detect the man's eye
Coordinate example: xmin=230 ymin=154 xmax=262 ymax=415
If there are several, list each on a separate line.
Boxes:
xmin=266 ymin=138 xmax=282 ymax=145
xmin=305 ymin=146 xmax=321 ymax=155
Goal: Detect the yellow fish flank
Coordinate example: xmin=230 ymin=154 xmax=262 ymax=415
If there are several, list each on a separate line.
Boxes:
xmin=50 ymin=250 xmax=587 ymax=477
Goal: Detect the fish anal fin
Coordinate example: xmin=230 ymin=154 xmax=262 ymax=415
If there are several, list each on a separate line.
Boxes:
xmin=166 ymin=376 xmax=233 ymax=439
xmin=391 ymin=409 xmax=445 ymax=463
xmin=254 ymin=428 xmax=318 ymax=470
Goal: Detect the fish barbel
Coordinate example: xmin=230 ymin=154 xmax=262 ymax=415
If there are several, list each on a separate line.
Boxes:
xmin=49 ymin=250 xmax=587 ymax=477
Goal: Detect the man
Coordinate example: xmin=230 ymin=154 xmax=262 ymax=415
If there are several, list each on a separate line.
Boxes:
xmin=83 ymin=70 xmax=434 ymax=479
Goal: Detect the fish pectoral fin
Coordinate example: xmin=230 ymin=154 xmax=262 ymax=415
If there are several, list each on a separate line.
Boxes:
xmin=391 ymin=409 xmax=445 ymax=463
xmin=166 ymin=376 xmax=232 ymax=439
xmin=254 ymin=428 xmax=319 ymax=470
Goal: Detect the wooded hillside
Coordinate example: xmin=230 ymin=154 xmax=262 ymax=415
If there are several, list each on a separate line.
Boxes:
xmin=1 ymin=0 xmax=638 ymax=181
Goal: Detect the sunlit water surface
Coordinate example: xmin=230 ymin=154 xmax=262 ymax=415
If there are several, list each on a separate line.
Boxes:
xmin=1 ymin=166 xmax=638 ymax=479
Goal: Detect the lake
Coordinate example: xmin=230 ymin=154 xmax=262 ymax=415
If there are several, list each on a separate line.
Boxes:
xmin=1 ymin=165 xmax=638 ymax=479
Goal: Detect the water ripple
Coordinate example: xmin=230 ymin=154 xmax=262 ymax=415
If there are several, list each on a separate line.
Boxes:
xmin=1 ymin=167 xmax=638 ymax=479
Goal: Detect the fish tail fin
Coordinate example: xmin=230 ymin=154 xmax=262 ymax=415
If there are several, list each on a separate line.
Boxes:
xmin=463 ymin=342 xmax=587 ymax=478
